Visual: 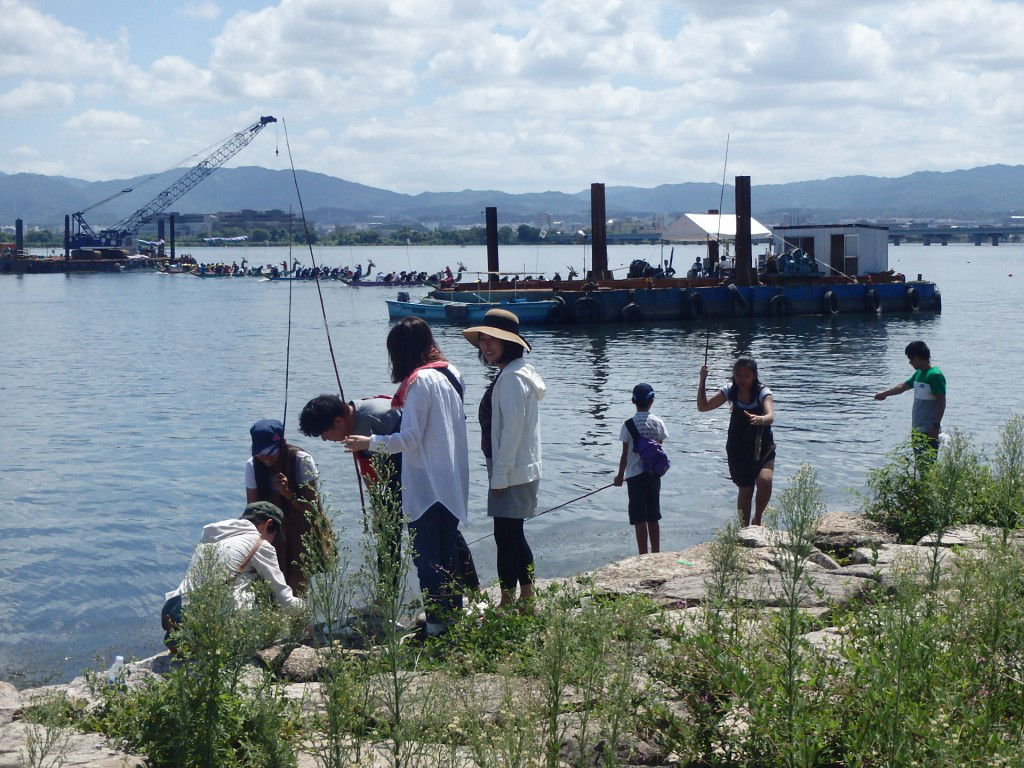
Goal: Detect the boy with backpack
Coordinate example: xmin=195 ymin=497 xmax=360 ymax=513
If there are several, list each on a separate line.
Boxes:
xmin=613 ymin=383 xmax=669 ymax=555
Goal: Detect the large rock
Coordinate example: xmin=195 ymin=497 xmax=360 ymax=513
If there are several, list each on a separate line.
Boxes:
xmin=843 ymin=543 xmax=953 ymax=588
xmin=587 ymin=541 xmax=873 ymax=610
xmin=0 ymin=681 xmax=20 ymax=725
xmin=917 ymin=524 xmax=1016 ymax=548
xmin=813 ymin=512 xmax=897 ymax=553
xmin=0 ymin=721 xmax=145 ymax=768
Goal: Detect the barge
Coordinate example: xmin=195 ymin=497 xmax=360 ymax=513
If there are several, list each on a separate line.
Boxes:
xmin=427 ymin=179 xmax=940 ymax=324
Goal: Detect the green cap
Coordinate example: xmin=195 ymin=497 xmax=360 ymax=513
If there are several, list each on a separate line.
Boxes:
xmin=241 ymin=501 xmax=285 ymax=541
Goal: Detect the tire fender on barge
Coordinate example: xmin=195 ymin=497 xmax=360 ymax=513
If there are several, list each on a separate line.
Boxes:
xmin=769 ymin=293 xmax=793 ymax=317
xmin=573 ymin=296 xmax=601 ymax=323
xmin=728 ymin=283 xmax=749 ymax=314
xmin=823 ymin=290 xmax=840 ymax=315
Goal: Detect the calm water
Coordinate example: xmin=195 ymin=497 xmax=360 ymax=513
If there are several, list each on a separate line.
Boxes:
xmin=1 ymin=242 xmax=1022 ymax=684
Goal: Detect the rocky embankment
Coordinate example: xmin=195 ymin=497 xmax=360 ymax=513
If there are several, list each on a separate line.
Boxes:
xmin=2 ymin=513 xmax=1020 ymax=767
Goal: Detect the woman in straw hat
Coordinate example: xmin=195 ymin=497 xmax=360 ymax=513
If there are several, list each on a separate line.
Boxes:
xmin=464 ymin=309 xmax=546 ymax=611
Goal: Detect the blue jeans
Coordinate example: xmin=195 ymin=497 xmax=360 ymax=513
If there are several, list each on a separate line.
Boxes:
xmin=407 ymin=502 xmax=462 ymax=625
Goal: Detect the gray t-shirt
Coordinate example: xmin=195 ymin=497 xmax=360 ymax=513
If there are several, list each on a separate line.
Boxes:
xmin=352 ymin=397 xmax=400 ymax=437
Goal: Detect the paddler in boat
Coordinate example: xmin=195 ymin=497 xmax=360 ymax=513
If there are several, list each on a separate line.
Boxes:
xmin=245 ymin=419 xmax=334 ymax=593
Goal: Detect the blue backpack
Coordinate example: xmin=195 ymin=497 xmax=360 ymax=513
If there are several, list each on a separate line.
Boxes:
xmin=624 ymin=418 xmax=670 ymax=477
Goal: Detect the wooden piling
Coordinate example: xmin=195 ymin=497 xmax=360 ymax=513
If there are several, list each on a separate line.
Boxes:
xmin=734 ymin=176 xmax=752 ymax=286
xmin=589 ymin=183 xmax=609 ymax=280
xmin=485 ymin=206 xmax=499 ymax=286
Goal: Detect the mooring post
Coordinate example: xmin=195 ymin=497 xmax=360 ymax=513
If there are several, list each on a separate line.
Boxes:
xmin=706 ymin=208 xmax=720 ymax=269
xmin=169 ymin=214 xmax=176 ymax=260
xmin=157 ymin=218 xmax=166 ymax=258
xmin=485 ymin=206 xmax=499 ymax=286
xmin=589 ymin=182 xmax=609 ymax=280
xmin=15 ymin=218 xmax=23 ymax=256
xmin=64 ymin=214 xmax=70 ymax=265
xmin=734 ymin=176 xmax=752 ymax=286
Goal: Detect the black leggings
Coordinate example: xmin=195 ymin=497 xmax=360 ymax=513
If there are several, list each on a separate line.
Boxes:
xmin=493 ymin=517 xmax=534 ymax=592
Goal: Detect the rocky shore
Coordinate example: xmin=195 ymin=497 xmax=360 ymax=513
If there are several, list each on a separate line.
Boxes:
xmin=3 ymin=512 xmax=1021 ymax=767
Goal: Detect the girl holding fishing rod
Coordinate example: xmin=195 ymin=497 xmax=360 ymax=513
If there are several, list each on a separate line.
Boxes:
xmin=697 ymin=357 xmax=776 ymax=526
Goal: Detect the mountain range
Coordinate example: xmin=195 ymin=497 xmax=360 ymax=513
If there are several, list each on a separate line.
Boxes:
xmin=2 ymin=164 xmax=1022 ymax=231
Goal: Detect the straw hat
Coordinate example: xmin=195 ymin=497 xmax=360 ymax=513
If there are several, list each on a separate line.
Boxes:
xmin=462 ymin=308 xmax=531 ymax=351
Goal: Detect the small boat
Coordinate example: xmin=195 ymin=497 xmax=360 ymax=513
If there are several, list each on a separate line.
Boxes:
xmin=385 ymin=294 xmax=558 ymax=324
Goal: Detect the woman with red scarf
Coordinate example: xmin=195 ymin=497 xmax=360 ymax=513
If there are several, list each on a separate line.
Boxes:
xmin=344 ymin=317 xmax=470 ymax=636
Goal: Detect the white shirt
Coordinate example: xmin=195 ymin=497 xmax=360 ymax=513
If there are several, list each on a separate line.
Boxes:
xmin=368 ymin=366 xmax=470 ymax=524
xmin=618 ymin=412 xmax=669 ymax=480
xmin=165 ymin=519 xmax=303 ymax=610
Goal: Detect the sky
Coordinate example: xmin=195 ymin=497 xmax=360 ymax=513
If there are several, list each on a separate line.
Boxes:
xmin=2 ymin=0 xmax=1023 ymax=194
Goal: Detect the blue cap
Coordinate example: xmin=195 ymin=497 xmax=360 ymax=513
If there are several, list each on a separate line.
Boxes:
xmin=250 ymin=419 xmax=284 ymax=456
xmin=632 ymin=383 xmax=655 ymax=403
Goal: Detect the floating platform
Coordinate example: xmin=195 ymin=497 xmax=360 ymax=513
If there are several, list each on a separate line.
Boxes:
xmin=0 ymin=256 xmax=154 ymax=275
xmin=433 ymin=276 xmax=940 ymax=324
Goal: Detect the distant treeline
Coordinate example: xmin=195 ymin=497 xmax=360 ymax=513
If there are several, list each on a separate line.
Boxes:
xmin=15 ymin=224 xmax=592 ymax=248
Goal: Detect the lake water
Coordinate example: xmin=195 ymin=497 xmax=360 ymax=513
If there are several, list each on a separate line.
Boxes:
xmin=1 ymin=242 xmax=1022 ymax=685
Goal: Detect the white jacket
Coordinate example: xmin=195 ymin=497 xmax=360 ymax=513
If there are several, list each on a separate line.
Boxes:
xmin=165 ymin=519 xmax=303 ymax=610
xmin=489 ymin=358 xmax=545 ymax=489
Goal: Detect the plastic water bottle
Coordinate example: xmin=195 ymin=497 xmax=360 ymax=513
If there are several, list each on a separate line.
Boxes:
xmin=106 ymin=655 xmax=125 ymax=686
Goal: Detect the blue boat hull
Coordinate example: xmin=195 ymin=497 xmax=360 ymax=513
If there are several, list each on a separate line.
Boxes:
xmin=431 ymin=281 xmax=940 ymax=323
xmin=386 ymin=298 xmax=557 ymax=324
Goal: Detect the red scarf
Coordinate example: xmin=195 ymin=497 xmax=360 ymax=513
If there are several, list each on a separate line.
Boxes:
xmin=391 ymin=361 xmax=451 ymax=407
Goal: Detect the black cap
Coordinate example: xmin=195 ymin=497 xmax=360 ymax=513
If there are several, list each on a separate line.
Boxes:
xmin=632 ymin=383 xmax=655 ymax=403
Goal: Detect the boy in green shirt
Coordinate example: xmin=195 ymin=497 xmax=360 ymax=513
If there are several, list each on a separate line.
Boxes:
xmin=875 ymin=340 xmax=946 ymax=453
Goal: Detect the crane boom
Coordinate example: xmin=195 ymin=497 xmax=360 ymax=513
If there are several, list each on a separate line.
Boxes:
xmin=70 ymin=115 xmax=276 ymax=251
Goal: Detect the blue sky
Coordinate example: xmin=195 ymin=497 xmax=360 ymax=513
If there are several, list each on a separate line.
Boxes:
xmin=2 ymin=0 xmax=1023 ymax=193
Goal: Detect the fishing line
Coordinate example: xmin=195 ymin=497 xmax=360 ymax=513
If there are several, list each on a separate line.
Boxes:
xmin=282 ymin=207 xmax=294 ymax=429
xmin=466 ymin=482 xmax=615 ymax=547
xmin=280 ymin=119 xmax=345 ymax=401
xmin=280 ymin=119 xmax=368 ymax=522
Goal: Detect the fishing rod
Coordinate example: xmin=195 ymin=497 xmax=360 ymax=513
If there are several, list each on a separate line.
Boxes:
xmin=280 ymin=120 xmax=368 ymax=524
xmin=466 ymin=482 xmax=615 ymax=547
xmin=716 ymin=133 xmax=730 ymax=248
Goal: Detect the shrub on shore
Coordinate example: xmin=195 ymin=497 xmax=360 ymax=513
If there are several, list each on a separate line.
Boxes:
xmin=862 ymin=416 xmax=1024 ymax=542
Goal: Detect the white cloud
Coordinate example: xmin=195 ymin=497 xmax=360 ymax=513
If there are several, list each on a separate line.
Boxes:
xmin=3 ymin=0 xmax=1024 ymax=189
xmin=181 ymin=2 xmax=221 ymax=21
xmin=0 ymin=1 xmax=134 ymax=81
xmin=0 ymin=80 xmax=74 ymax=115
xmin=63 ymin=109 xmax=149 ymax=137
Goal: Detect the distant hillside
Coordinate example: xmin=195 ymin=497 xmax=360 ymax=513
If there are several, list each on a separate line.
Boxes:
xmin=2 ymin=164 xmax=1023 ymax=230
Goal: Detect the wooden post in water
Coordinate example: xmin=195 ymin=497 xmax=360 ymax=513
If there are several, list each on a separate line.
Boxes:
xmin=157 ymin=218 xmax=166 ymax=258
xmin=734 ymin=176 xmax=752 ymax=286
xmin=14 ymin=219 xmax=23 ymax=255
xmin=706 ymin=208 xmax=720 ymax=270
xmin=63 ymin=214 xmax=70 ymax=266
xmin=485 ymin=206 xmax=499 ymax=286
xmin=589 ymin=182 xmax=609 ymax=280
xmin=169 ymin=214 xmax=176 ymax=260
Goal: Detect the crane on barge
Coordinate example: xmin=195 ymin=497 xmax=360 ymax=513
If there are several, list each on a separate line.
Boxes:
xmin=67 ymin=115 xmax=277 ymax=255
